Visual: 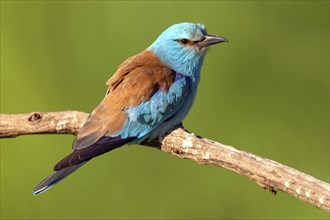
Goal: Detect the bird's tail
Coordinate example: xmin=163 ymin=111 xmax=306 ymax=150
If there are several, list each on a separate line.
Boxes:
xmin=33 ymin=161 xmax=88 ymax=195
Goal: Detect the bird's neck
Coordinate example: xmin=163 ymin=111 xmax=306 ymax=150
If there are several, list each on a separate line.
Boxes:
xmin=147 ymin=48 xmax=206 ymax=83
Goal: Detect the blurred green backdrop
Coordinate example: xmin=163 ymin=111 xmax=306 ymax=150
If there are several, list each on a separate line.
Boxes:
xmin=1 ymin=1 xmax=329 ymax=219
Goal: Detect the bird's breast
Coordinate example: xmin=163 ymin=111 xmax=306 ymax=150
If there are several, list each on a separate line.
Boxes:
xmin=143 ymin=72 xmax=198 ymax=141
xmin=172 ymin=72 xmax=198 ymax=119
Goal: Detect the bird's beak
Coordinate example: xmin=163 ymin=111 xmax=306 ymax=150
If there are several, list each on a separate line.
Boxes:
xmin=198 ymin=35 xmax=228 ymax=48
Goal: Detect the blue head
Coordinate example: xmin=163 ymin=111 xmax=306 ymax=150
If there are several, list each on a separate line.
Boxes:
xmin=149 ymin=23 xmax=227 ymax=80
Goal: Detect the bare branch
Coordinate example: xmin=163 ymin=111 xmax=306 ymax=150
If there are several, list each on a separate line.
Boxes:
xmin=0 ymin=111 xmax=88 ymax=137
xmin=0 ymin=111 xmax=329 ymax=212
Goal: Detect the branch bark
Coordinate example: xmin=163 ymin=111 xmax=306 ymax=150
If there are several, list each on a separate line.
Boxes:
xmin=0 ymin=111 xmax=329 ymax=212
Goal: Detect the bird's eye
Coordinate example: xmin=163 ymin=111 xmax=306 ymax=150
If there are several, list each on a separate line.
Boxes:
xmin=179 ymin=38 xmax=189 ymax=45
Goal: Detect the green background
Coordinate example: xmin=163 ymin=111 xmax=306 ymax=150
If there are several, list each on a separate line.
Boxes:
xmin=1 ymin=1 xmax=329 ymax=219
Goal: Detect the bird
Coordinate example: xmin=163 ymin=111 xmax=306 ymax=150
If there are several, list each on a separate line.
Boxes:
xmin=33 ymin=22 xmax=227 ymax=195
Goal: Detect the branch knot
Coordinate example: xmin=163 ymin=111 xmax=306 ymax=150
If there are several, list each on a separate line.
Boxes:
xmin=28 ymin=112 xmax=43 ymax=122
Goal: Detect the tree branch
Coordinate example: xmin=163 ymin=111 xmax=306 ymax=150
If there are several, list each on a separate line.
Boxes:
xmin=0 ymin=111 xmax=329 ymax=212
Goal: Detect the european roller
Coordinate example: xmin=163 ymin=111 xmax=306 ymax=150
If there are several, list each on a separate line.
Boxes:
xmin=33 ymin=22 xmax=227 ymax=195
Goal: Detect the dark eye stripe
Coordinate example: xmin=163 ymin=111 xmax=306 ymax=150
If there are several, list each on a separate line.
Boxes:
xmin=176 ymin=38 xmax=205 ymax=46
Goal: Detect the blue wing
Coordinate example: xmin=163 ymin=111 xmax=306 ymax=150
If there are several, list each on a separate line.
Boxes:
xmin=112 ymin=72 xmax=194 ymax=143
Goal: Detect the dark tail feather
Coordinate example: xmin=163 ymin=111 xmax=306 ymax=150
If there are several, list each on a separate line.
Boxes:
xmin=54 ymin=136 xmax=135 ymax=171
xmin=33 ymin=161 xmax=87 ymax=195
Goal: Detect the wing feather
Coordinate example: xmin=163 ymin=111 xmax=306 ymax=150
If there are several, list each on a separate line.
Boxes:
xmin=54 ymin=50 xmax=176 ymax=171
